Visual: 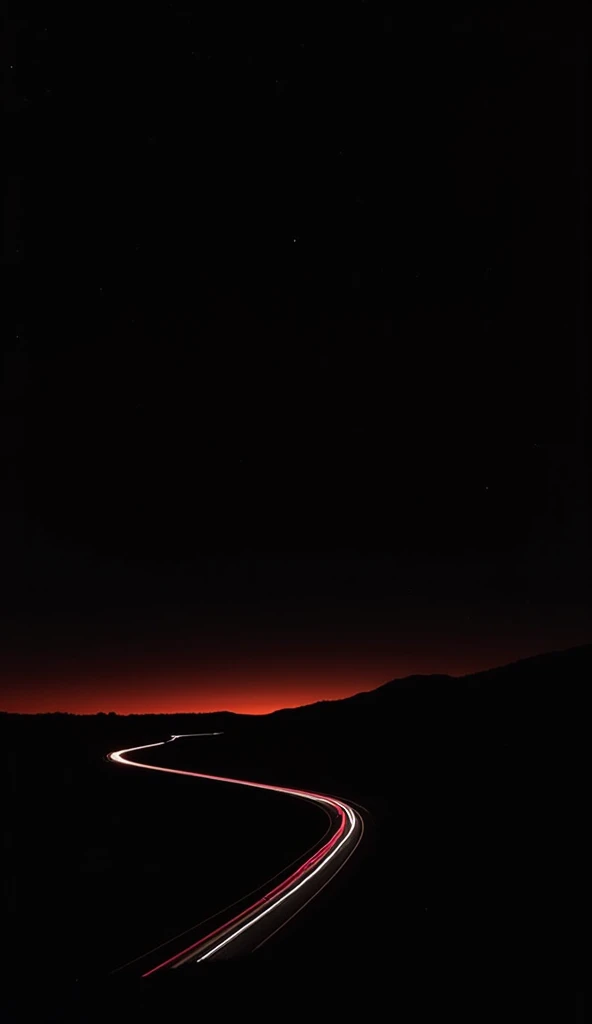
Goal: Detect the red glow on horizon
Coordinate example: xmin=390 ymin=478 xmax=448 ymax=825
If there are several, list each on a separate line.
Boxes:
xmin=0 ymin=673 xmax=382 ymax=716
xmin=0 ymin=643 xmax=556 ymax=715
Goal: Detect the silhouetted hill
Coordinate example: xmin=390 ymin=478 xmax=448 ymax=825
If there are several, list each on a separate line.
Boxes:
xmin=264 ymin=642 xmax=591 ymax=730
xmin=3 ymin=643 xmax=589 ymax=731
xmin=1 ymin=645 xmax=587 ymax=1022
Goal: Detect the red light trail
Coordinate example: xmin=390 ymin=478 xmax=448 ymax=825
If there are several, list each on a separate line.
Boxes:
xmin=108 ymin=735 xmax=364 ymax=971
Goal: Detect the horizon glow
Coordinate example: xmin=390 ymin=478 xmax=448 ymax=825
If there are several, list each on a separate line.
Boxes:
xmin=0 ymin=638 xmax=580 ymax=715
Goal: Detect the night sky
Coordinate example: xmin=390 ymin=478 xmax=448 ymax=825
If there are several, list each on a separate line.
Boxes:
xmin=2 ymin=4 xmax=590 ymax=714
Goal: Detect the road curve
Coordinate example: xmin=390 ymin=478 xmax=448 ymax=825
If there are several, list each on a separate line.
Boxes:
xmin=107 ymin=734 xmax=364 ymax=975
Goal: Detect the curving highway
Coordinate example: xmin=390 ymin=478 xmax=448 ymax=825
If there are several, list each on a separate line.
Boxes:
xmin=107 ymin=734 xmax=364 ymax=975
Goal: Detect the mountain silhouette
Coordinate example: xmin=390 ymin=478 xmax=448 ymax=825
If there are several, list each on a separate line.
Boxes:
xmin=1 ymin=643 xmax=587 ymax=1022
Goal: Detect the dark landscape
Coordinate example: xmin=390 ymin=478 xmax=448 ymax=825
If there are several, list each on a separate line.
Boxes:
xmin=2 ymin=643 xmax=588 ymax=1020
xmin=3 ymin=2 xmax=589 ymax=1021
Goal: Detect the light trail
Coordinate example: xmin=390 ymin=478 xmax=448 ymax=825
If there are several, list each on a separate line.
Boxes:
xmin=107 ymin=733 xmax=363 ymax=972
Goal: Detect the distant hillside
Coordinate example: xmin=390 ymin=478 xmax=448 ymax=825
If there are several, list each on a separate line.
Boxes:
xmin=2 ymin=644 xmax=589 ymax=732
xmin=263 ymin=642 xmax=591 ymax=732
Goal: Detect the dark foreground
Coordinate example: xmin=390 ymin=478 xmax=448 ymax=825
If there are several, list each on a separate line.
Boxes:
xmin=1 ymin=645 xmax=588 ymax=1021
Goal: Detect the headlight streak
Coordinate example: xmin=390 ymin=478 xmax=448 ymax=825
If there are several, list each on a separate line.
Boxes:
xmin=107 ymin=734 xmax=362 ymax=973
xmin=194 ymin=803 xmax=357 ymax=962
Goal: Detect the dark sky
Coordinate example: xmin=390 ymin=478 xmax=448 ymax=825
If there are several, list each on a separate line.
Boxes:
xmin=2 ymin=4 xmax=590 ymax=713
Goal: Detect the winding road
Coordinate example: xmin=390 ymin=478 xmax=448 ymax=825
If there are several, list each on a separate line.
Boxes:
xmin=107 ymin=734 xmax=364 ymax=975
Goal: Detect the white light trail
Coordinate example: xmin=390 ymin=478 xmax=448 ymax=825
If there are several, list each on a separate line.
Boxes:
xmin=107 ymin=734 xmax=363 ymax=969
